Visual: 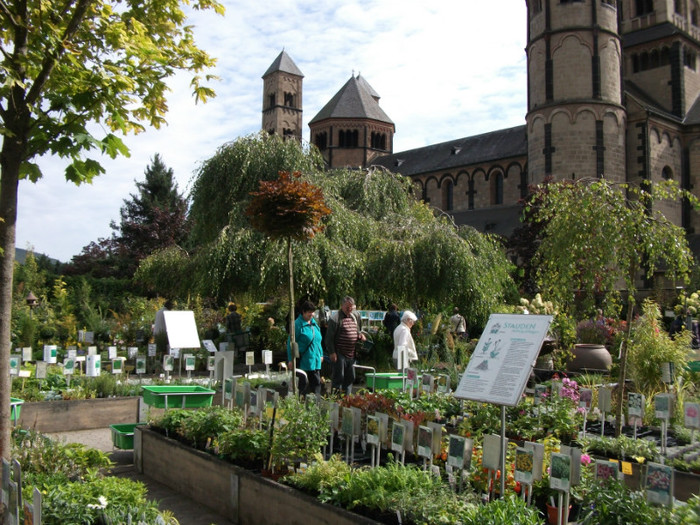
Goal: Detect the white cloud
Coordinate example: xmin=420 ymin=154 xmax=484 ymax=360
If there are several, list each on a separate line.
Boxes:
xmin=16 ymin=0 xmax=527 ymax=262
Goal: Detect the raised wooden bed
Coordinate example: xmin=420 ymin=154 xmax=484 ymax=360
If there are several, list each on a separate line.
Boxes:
xmin=135 ymin=427 xmax=380 ymax=525
xmin=18 ymin=397 xmax=140 ymax=432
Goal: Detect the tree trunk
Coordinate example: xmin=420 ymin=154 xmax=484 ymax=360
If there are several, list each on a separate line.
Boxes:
xmin=0 ymin=145 xmax=21 ymax=460
xmin=288 ymin=237 xmax=296 ymax=395
xmin=615 ymin=291 xmax=636 ymax=437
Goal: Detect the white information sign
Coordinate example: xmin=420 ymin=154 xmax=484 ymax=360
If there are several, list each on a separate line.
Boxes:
xmin=245 ymin=351 xmax=255 ymax=366
xmin=685 ymin=402 xmax=700 ymax=429
xmin=147 ymin=343 xmax=157 ymax=357
xmin=108 ymin=346 xmax=117 ymax=360
xmin=454 ymin=314 xmax=552 ymax=405
xmin=163 ymin=310 xmax=201 ymax=349
xmin=185 ymin=354 xmax=196 ymax=371
xmin=21 ymin=347 xmax=32 ymax=362
xmin=43 ymin=345 xmax=57 ymax=364
xmin=202 ymin=340 xmax=217 ymax=353
xmin=262 ymin=349 xmax=273 ymax=365
xmin=128 ymin=347 xmax=138 ymax=359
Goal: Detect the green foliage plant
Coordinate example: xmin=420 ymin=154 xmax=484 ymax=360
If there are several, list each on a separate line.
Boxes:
xmin=217 ymin=428 xmax=270 ymax=466
xmin=269 ymin=395 xmax=328 ymax=469
xmin=627 ymin=299 xmax=693 ymax=396
xmin=577 ymin=479 xmax=673 ymax=524
xmin=532 ymin=177 xmax=698 ymax=435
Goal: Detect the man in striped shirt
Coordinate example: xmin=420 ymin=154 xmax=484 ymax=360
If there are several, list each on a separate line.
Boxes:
xmin=325 ymin=296 xmax=366 ymax=395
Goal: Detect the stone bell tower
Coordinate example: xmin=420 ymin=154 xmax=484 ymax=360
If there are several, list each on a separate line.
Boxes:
xmin=262 ymin=50 xmax=303 ymax=141
xmin=526 ymin=0 xmax=626 ymax=183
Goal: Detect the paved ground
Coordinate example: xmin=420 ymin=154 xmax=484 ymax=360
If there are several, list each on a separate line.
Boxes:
xmin=50 ymin=428 xmax=233 ymax=525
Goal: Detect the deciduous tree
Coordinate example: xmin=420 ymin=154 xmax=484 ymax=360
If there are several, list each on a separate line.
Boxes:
xmin=533 ymin=177 xmax=696 ymax=434
xmin=0 ymin=0 xmax=222 ymax=460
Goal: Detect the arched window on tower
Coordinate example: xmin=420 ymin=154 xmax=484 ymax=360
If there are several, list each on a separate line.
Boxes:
xmin=268 ymin=93 xmax=275 ymax=109
xmin=675 ymin=0 xmax=684 ymax=15
xmin=685 ymin=48 xmax=697 ymax=70
xmin=693 ymin=1 xmax=700 ymax=25
xmin=314 ymin=132 xmax=328 ymax=151
xmin=442 ymin=180 xmax=454 ymax=211
xmin=338 ymin=130 xmax=358 ymax=148
xmin=283 ymin=92 xmax=295 ymax=107
xmin=632 ymin=54 xmax=640 ymax=73
xmin=640 ymin=52 xmax=650 ymax=71
xmin=635 ymin=0 xmax=654 ymax=17
xmin=490 ymin=172 xmax=504 ymax=206
xmin=660 ymin=47 xmax=670 ymax=66
xmin=662 ymin=166 xmax=674 ymax=180
xmin=650 ymin=49 xmax=659 ymax=68
xmin=370 ymin=132 xmax=387 ymax=150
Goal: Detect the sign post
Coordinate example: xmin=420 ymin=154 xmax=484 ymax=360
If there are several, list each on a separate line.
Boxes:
xmin=454 ymin=314 xmax=552 ymax=497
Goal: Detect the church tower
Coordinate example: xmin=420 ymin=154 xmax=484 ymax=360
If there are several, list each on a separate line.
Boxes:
xmin=526 ymin=0 xmax=626 ymax=183
xmin=262 ymin=50 xmax=303 ymax=141
xmin=309 ymin=74 xmax=394 ymax=169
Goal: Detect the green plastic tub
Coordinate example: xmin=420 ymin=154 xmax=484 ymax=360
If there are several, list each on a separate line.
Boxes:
xmin=365 ymin=373 xmax=405 ymax=390
xmin=110 ymin=423 xmax=145 ymax=450
xmin=141 ymin=385 xmax=216 ymax=409
xmin=10 ymin=398 xmax=23 ymax=424
xmin=688 ymin=360 xmax=700 ymax=373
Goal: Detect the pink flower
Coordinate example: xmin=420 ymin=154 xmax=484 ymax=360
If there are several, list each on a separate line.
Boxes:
xmin=581 ymin=454 xmax=591 ymax=466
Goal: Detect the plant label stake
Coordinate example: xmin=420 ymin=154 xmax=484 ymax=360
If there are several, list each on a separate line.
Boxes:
xmin=579 ymin=388 xmax=593 ymax=438
xmin=514 ymin=447 xmax=534 ymax=504
xmin=598 ymin=386 xmax=612 ymax=436
xmin=549 ymin=452 xmax=572 ymax=525
xmin=654 ymin=393 xmax=674 ymax=456
xmin=391 ymin=420 xmax=407 ymax=465
xmin=366 ymin=415 xmax=381 ymax=467
xmin=328 ymin=402 xmax=339 ymax=460
xmin=482 ymin=433 xmax=502 ymax=501
xmin=684 ymin=402 xmax=700 ymax=443
xmin=447 ymin=434 xmax=473 ymax=493
xmin=341 ymin=407 xmax=361 ymax=464
xmin=628 ymin=392 xmax=645 ymax=440
xmin=417 ymin=425 xmax=433 ymax=469
xmin=644 ymin=462 xmax=674 ymax=507
xmin=262 ymin=349 xmax=273 ymax=377
xmin=245 ymin=351 xmax=255 ymax=376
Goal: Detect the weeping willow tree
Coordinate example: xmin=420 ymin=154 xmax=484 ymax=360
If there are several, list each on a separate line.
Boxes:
xmin=137 ymin=133 xmax=516 ymax=328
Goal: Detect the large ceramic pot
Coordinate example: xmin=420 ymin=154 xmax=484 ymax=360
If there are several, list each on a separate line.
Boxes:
xmin=567 ymin=343 xmax=612 ymax=372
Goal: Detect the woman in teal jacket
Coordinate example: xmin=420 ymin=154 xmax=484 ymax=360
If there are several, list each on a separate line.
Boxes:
xmin=287 ymin=300 xmax=323 ymax=396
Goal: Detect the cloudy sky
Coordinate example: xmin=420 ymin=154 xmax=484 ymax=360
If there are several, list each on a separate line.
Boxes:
xmin=17 ymin=1 xmax=528 ymax=263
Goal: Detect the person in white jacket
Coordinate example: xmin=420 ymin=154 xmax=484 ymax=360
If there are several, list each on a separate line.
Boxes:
xmin=393 ymin=310 xmax=418 ymax=369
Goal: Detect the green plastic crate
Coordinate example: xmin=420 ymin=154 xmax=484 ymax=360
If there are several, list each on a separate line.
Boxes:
xmin=110 ymin=423 xmax=144 ymax=450
xmin=365 ymin=373 xmax=405 ymax=390
xmin=688 ymin=360 xmax=700 ymax=373
xmin=141 ymin=385 xmax=215 ymax=409
xmin=10 ymin=398 xmax=23 ymax=423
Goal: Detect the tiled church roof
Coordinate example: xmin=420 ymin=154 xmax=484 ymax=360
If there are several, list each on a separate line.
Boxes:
xmin=371 ymin=125 xmax=527 ymax=177
xmin=263 ymin=50 xmax=304 ymax=78
xmin=309 ymin=75 xmax=393 ymax=125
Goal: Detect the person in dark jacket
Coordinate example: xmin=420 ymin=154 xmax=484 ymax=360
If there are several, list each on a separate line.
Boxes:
xmin=325 ymin=296 xmax=365 ymax=396
xmin=383 ymin=303 xmax=401 ymax=336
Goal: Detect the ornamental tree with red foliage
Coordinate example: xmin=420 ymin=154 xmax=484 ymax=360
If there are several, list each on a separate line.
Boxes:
xmin=246 ymin=171 xmax=331 ymax=241
xmin=246 ymin=171 xmax=331 ymax=394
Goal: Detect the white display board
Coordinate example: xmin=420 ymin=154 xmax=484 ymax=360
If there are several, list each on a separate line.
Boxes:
xmin=163 ymin=310 xmax=201 ymax=349
xmin=454 ymin=314 xmax=552 ymax=406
